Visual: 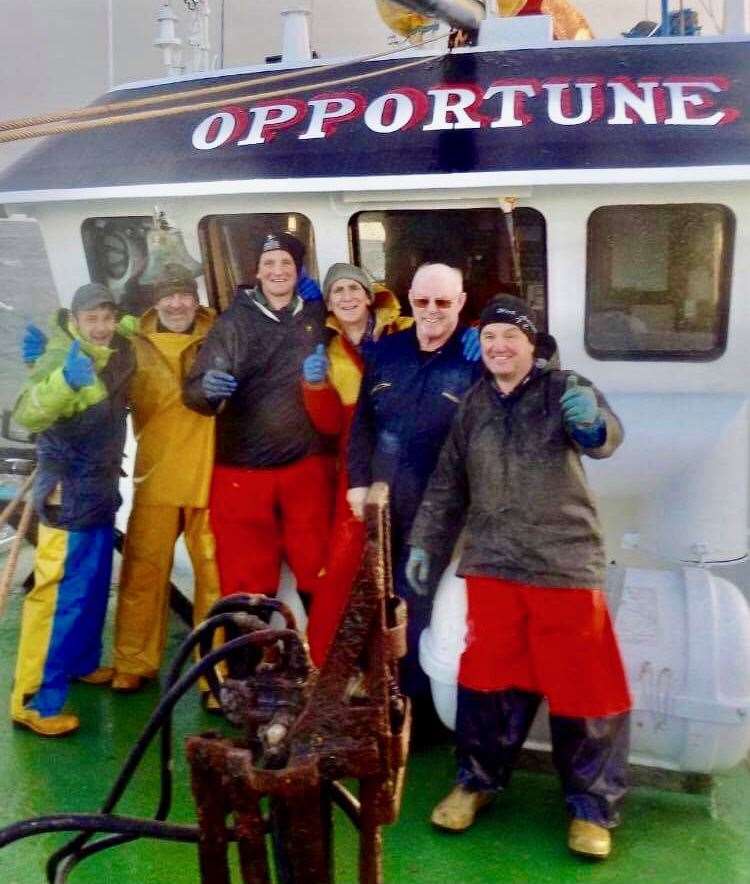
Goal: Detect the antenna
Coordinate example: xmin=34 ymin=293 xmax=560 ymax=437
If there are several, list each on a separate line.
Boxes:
xmin=154 ymin=1 xmax=184 ymax=77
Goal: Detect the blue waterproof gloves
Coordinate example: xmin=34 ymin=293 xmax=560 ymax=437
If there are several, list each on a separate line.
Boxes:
xmin=406 ymin=546 xmax=431 ymax=596
xmin=461 ymin=326 xmax=481 ymax=362
xmin=202 ymin=368 xmax=237 ymax=400
xmin=297 ymin=269 xmax=323 ymax=302
xmin=62 ymin=340 xmax=95 ymax=391
xmin=560 ymin=374 xmax=606 ymax=448
xmin=22 ymin=323 xmax=48 ymax=364
xmin=302 ymin=343 xmax=329 ymax=384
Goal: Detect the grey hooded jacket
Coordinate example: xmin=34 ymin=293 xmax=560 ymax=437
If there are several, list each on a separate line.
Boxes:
xmin=408 ymin=366 xmax=623 ymax=589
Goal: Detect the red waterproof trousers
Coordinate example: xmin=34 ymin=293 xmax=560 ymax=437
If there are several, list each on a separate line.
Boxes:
xmin=209 ymin=456 xmax=333 ymax=597
xmin=307 ymin=501 xmax=365 ymax=666
xmin=460 ymin=576 xmax=631 ymax=719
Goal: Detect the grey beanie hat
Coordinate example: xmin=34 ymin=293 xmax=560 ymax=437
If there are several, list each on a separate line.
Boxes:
xmin=322 ymin=263 xmax=374 ymax=304
xmin=71 ymin=282 xmax=116 ymax=314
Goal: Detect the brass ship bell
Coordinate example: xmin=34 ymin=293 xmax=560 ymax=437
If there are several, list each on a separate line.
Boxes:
xmin=139 ymin=207 xmax=203 ymax=284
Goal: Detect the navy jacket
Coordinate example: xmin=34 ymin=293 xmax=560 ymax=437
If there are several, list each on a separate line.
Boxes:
xmin=33 ymin=332 xmax=134 ymax=531
xmin=348 ymin=325 xmax=481 ymax=548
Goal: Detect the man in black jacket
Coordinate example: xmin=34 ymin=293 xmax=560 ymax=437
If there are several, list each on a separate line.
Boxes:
xmin=184 ymin=232 xmax=331 ymax=602
xmin=408 ymin=295 xmax=631 ymax=860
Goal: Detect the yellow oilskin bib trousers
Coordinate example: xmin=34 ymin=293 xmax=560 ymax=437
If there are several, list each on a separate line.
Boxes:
xmin=113 ymin=307 xmax=219 ymax=684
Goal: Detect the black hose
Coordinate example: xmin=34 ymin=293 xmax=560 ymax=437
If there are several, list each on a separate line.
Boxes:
xmin=42 ymin=625 xmax=293 ymax=883
xmin=0 ymin=814 xmax=201 ymax=847
xmin=47 ymin=611 xmax=249 ymax=877
xmin=50 ymin=610 xmax=251 ymax=879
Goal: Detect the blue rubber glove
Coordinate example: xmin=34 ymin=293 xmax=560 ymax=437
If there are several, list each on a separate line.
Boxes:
xmin=62 ymin=340 xmax=95 ymax=391
xmin=405 ymin=547 xmax=431 ymax=596
xmin=560 ymin=374 xmax=606 ymax=448
xmin=297 ymin=268 xmax=323 ymax=302
xmin=202 ymin=368 xmax=237 ymax=400
xmin=302 ymin=343 xmax=329 ymax=384
xmin=22 ymin=323 xmax=48 ymax=364
xmin=461 ymin=326 xmax=481 ymax=362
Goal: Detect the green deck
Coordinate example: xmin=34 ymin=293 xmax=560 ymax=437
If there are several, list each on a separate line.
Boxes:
xmin=1 ymin=575 xmax=749 ymax=884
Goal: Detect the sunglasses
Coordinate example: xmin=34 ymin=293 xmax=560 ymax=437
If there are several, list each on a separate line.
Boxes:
xmin=410 ymin=297 xmax=455 ymax=309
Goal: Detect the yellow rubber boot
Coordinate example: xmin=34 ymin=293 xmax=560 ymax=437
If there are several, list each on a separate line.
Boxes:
xmin=12 ymin=708 xmax=80 ymax=737
xmin=568 ymin=819 xmax=612 ymax=859
xmin=111 ymin=672 xmax=145 ymax=693
xmin=77 ymin=666 xmax=115 ymax=685
xmin=431 ymin=785 xmax=494 ymax=832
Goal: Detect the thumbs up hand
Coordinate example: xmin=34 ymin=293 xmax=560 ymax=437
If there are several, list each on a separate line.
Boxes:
xmin=63 ymin=340 xmax=95 ymax=391
xmin=302 ymin=343 xmax=329 ymax=384
xmin=560 ymin=374 xmax=600 ymax=429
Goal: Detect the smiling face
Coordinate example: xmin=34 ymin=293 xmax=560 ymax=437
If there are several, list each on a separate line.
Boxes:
xmin=408 ymin=264 xmax=466 ymax=352
xmin=328 ymin=278 xmax=370 ymax=328
xmin=72 ymin=304 xmax=117 ymax=347
xmin=256 ymin=249 xmax=298 ymax=305
xmin=481 ymin=321 xmax=535 ymax=390
xmin=155 ymin=290 xmax=198 ymax=333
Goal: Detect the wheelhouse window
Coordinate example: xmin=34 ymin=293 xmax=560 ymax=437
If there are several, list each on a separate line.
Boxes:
xmin=349 ymin=208 xmax=547 ymax=326
xmin=586 ymin=204 xmax=734 ymax=361
xmin=81 ymin=216 xmax=154 ymax=314
xmin=198 ymin=214 xmax=316 ymax=312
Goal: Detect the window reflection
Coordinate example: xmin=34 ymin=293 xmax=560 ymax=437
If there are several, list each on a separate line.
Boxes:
xmin=349 ymin=207 xmax=547 ymax=326
xmin=198 ymin=214 xmax=316 ymax=312
xmin=586 ymin=204 xmax=733 ymax=361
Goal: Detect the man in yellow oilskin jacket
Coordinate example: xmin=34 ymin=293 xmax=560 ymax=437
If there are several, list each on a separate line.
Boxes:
xmin=110 ymin=265 xmax=220 ymax=701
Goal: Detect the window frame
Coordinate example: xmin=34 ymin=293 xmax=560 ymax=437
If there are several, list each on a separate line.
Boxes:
xmin=584 ymin=203 xmax=735 ymax=363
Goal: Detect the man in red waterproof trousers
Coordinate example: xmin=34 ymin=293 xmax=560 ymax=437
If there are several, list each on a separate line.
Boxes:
xmin=183 ymin=232 xmax=332 ymax=603
xmin=407 ymin=294 xmax=631 ymax=860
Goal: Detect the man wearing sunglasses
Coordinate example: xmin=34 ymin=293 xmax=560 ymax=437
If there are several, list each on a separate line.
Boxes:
xmin=347 ymin=263 xmax=481 ymax=738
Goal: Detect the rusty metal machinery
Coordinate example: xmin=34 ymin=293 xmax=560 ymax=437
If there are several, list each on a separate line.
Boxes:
xmin=188 ymin=481 xmax=410 ymax=883
xmin=0 ymin=482 xmax=409 ymax=884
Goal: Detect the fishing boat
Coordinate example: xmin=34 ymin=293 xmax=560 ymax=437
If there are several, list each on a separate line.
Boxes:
xmin=0 ymin=1 xmax=749 ymax=880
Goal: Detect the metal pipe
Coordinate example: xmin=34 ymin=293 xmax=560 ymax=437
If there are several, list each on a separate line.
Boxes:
xmin=391 ymin=0 xmax=486 ymax=31
xmin=660 ymin=0 xmax=670 ymax=34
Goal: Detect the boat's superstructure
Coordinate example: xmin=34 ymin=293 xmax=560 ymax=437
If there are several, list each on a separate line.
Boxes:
xmin=0 ymin=5 xmax=750 ymax=882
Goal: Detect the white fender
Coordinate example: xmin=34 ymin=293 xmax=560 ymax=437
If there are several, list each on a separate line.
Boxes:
xmin=420 ymin=564 xmax=750 ymax=773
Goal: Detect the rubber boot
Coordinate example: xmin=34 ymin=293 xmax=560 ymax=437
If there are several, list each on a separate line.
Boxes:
xmin=550 ymin=711 xmax=630 ymax=833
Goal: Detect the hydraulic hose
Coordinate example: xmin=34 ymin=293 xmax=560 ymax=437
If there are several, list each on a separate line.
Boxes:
xmin=0 ymin=814 xmax=200 ymax=848
xmin=42 ymin=623 xmax=293 ymax=882
xmin=49 ymin=610 xmax=253 ymax=879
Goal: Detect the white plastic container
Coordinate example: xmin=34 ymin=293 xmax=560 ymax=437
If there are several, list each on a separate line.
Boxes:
xmin=419 ymin=563 xmax=750 ymax=773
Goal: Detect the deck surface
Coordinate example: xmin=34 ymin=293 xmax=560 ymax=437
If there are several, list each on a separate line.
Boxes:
xmin=1 ymin=571 xmax=749 ymax=884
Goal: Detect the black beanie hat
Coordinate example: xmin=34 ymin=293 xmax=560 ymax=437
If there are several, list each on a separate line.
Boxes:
xmin=258 ymin=231 xmax=305 ymax=274
xmin=479 ymin=294 xmax=537 ymax=342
